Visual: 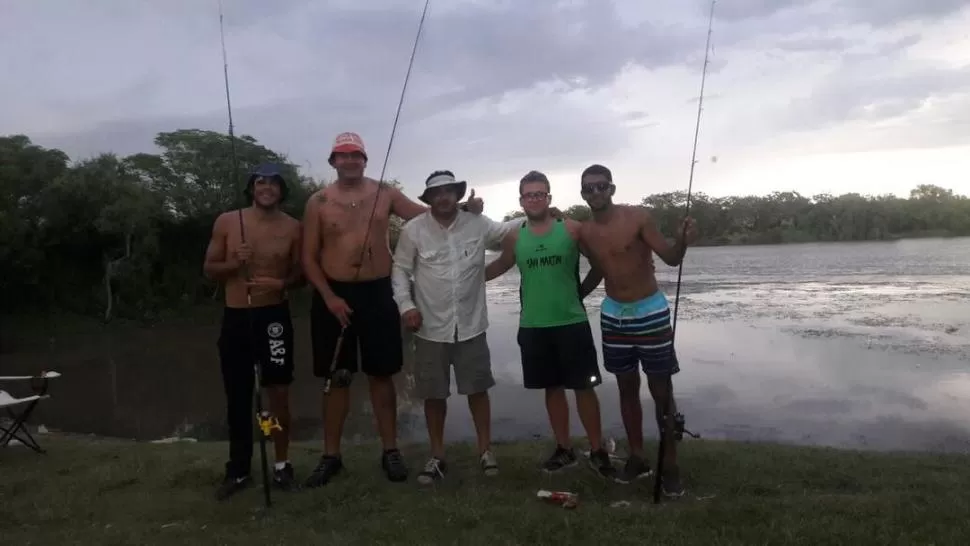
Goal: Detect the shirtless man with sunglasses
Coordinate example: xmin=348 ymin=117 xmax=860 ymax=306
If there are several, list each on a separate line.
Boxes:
xmin=575 ymin=163 xmax=697 ymax=497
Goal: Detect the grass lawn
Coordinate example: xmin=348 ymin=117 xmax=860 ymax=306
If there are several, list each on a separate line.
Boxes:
xmin=2 ymin=434 xmax=968 ymax=545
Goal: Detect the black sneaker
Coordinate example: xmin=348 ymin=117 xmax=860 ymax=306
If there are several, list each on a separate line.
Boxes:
xmin=381 ymin=449 xmax=409 ymax=482
xmin=614 ymin=454 xmax=653 ymax=484
xmin=303 ymin=455 xmax=343 ymax=488
xmin=215 ymin=473 xmax=251 ymax=501
xmin=541 ymin=445 xmax=578 ymax=473
xmin=416 ymin=456 xmax=447 ymax=485
xmin=662 ymin=467 xmax=685 ymax=498
xmin=273 ymin=462 xmax=297 ymax=490
xmin=587 ymin=448 xmax=617 ymax=479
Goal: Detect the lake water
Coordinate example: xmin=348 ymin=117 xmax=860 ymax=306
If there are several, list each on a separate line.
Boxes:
xmin=4 ymin=237 xmax=969 ymax=454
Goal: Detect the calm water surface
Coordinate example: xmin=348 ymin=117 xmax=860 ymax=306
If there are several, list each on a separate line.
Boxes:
xmin=4 ymin=237 xmax=969 ymax=453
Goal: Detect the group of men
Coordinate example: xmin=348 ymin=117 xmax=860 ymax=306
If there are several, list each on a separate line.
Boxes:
xmin=202 ymin=131 xmax=698 ymax=502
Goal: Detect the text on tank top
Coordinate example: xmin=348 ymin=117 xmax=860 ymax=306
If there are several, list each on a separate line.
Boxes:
xmin=514 ymin=219 xmax=588 ymax=328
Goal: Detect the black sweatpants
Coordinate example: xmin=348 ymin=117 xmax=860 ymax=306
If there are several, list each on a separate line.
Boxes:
xmin=218 ymin=301 xmax=294 ymax=478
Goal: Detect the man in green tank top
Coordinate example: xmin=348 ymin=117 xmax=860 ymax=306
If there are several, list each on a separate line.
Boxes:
xmin=485 ymin=170 xmax=616 ymax=479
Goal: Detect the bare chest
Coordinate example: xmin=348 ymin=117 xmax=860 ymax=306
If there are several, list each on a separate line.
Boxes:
xmin=230 ymin=225 xmax=293 ymax=266
xmin=317 ymin=192 xmax=391 ymax=239
xmin=584 ymin=224 xmax=646 ymax=261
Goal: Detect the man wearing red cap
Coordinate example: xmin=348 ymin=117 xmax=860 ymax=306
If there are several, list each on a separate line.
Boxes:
xmin=302 ymin=132 xmax=484 ymax=487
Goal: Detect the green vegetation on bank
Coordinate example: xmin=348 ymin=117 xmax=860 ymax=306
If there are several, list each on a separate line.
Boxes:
xmin=2 ymin=435 xmax=967 ymax=545
xmin=505 ymin=184 xmax=970 ymax=245
xmin=3 ymin=129 xmax=968 ymax=325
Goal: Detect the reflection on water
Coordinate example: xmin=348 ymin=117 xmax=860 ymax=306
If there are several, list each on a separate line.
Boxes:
xmin=3 ymin=238 xmax=970 ymax=453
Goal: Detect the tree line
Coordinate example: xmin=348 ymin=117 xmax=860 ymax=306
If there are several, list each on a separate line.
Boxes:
xmin=3 ymin=129 xmax=968 ymax=323
xmin=505 ymin=186 xmax=970 ymax=244
xmin=1 ymin=130 xmax=322 ymax=323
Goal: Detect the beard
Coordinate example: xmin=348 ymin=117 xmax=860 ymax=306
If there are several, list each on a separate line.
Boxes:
xmin=525 ymin=209 xmax=548 ymax=221
xmin=336 ymin=165 xmax=365 ymax=181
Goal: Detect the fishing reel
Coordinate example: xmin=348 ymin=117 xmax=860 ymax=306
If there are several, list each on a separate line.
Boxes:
xmin=323 ymin=368 xmax=354 ymax=394
xmin=257 ymin=411 xmax=282 ymax=437
xmin=673 ymin=412 xmax=700 ymax=441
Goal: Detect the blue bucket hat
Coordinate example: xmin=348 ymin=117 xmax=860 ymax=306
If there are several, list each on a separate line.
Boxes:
xmin=244 ymin=162 xmax=290 ymax=202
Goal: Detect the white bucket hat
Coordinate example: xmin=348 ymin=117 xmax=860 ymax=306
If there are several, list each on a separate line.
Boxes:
xmin=419 ymin=172 xmax=467 ymax=204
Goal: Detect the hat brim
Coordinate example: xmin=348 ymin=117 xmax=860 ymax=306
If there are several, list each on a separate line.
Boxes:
xmin=419 ymin=181 xmax=467 ymax=204
xmin=331 ymin=144 xmax=367 ymax=155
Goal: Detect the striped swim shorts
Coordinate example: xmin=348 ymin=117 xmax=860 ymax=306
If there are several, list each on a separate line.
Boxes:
xmin=600 ymin=291 xmax=680 ymax=376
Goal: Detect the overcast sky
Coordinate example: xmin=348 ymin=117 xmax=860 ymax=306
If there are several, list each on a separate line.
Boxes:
xmin=3 ymin=0 xmax=969 ymax=217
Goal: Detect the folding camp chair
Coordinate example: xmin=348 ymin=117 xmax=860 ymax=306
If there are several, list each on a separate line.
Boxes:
xmin=0 ymin=371 xmax=61 ymax=454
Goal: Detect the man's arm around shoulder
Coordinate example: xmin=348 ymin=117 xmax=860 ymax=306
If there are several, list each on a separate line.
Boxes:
xmin=565 ymin=218 xmax=583 ymax=240
xmin=480 ymin=214 xmax=522 ymax=247
xmin=388 ymin=183 xmax=429 ymax=222
xmin=569 ymin=219 xmax=602 ymax=298
xmin=485 ymin=229 xmax=518 ymax=281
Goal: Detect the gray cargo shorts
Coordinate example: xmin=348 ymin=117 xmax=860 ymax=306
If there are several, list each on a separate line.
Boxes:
xmin=412 ymin=332 xmax=495 ymax=400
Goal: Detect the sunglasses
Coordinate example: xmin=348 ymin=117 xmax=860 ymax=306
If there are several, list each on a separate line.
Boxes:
xmin=580 ymin=181 xmax=612 ymax=194
xmin=520 ymin=191 xmax=549 ymax=201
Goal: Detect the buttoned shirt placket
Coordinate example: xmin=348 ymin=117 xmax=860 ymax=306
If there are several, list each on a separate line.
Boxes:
xmin=442 ymin=221 xmax=460 ymax=343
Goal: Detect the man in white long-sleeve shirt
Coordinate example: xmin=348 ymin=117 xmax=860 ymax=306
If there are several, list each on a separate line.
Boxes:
xmin=391 ymin=170 xmax=521 ymax=485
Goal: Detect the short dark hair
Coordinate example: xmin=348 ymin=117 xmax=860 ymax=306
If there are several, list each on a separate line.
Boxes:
xmin=519 ymin=170 xmax=550 ymax=194
xmin=581 ymin=164 xmax=612 ymax=182
xmin=425 ymin=170 xmax=455 ymax=185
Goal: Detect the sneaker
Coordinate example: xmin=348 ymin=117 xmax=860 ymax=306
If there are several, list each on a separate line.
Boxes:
xmin=662 ymin=468 xmax=685 ymax=498
xmin=303 ymin=454 xmax=343 ymax=489
xmin=480 ymin=449 xmax=499 ymax=477
xmin=381 ymin=448 xmax=409 ymax=482
xmin=273 ymin=462 xmax=297 ymax=490
xmin=416 ymin=456 xmax=447 ymax=485
xmin=587 ymin=448 xmax=617 ymax=479
xmin=215 ymin=473 xmax=251 ymax=501
xmin=614 ymin=454 xmax=653 ymax=484
xmin=541 ymin=445 xmax=578 ymax=473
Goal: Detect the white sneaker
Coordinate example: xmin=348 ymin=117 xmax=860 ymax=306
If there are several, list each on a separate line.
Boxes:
xmin=480 ymin=449 xmax=499 ymax=477
xmin=417 ymin=456 xmax=446 ymax=485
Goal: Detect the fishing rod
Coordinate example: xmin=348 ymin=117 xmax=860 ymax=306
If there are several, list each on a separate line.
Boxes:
xmin=654 ymin=0 xmax=715 ymax=505
xmin=219 ymin=0 xmax=240 ymax=216
xmin=218 ymin=0 xmax=273 ymax=509
xmin=323 ymin=0 xmax=432 ymax=393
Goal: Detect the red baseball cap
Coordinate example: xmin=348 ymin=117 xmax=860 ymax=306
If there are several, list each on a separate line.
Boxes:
xmin=330 ymin=132 xmax=367 ymax=159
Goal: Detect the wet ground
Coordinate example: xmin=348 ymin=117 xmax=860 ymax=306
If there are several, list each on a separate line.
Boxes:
xmin=4 ymin=237 xmax=969 ymax=454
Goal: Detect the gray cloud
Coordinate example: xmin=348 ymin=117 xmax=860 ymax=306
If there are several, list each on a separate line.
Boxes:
xmin=17 ymin=0 xmax=705 ymax=193
xmin=4 ymin=0 xmax=969 ymax=202
xmin=712 ymin=0 xmax=967 ymax=27
xmin=775 ymin=60 xmax=970 ymax=142
xmin=708 ymin=0 xmax=970 ymax=145
xmin=837 ymin=0 xmax=970 ymax=27
xmin=710 ymin=0 xmax=806 ymax=22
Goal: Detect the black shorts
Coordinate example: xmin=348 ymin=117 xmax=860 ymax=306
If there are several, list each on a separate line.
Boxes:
xmin=310 ymin=276 xmax=403 ymax=379
xmin=516 ymin=321 xmax=603 ymax=390
xmin=218 ymin=301 xmax=295 ymax=387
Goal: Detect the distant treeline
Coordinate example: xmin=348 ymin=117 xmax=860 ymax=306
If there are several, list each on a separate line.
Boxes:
xmin=504 ymin=186 xmax=970 ymax=245
xmin=1 ymin=130 xmax=325 ymax=322
xmin=3 ymin=129 xmax=967 ymax=323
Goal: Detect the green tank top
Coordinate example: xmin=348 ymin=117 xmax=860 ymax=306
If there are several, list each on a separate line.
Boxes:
xmin=514 ymin=219 xmax=588 ymax=328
